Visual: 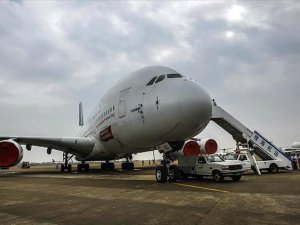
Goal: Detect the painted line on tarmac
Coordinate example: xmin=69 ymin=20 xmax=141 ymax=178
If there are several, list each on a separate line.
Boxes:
xmin=174 ymin=183 xmax=229 ymax=193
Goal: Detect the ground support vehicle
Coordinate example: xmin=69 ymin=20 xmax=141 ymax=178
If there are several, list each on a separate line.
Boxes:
xmin=176 ymin=155 xmax=245 ymax=182
xmin=225 ymin=152 xmax=288 ymax=174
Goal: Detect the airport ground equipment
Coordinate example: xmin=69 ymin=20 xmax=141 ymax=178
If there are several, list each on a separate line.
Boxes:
xmin=156 ymin=138 xmax=244 ymax=183
xmin=225 ymin=152 xmax=284 ymax=173
xmin=177 ymin=154 xmax=245 ymax=182
xmin=211 ymin=101 xmax=292 ymax=174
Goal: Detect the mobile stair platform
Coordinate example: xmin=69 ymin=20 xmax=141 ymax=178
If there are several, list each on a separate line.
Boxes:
xmin=211 ymin=100 xmax=292 ymax=175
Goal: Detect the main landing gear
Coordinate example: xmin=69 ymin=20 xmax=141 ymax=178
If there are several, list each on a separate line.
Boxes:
xmin=77 ymin=161 xmax=90 ymax=172
xmin=60 ymin=152 xmax=74 ymax=172
xmin=122 ymin=155 xmax=134 ymax=170
xmin=101 ymin=160 xmax=115 ymax=170
xmin=155 ymin=154 xmax=181 ymax=183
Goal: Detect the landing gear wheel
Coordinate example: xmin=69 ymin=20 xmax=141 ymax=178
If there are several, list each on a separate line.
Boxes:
xmin=85 ymin=164 xmax=90 ymax=171
xmin=121 ymin=162 xmax=134 ymax=170
xmin=213 ymin=171 xmax=224 ymax=183
xmin=67 ymin=164 xmax=72 ymax=172
xmin=129 ymin=162 xmax=134 ymax=170
xmin=156 ymin=166 xmax=168 ymax=183
xmin=168 ymin=165 xmax=181 ymax=182
xmin=60 ymin=164 xmax=65 ymax=172
xmin=101 ymin=162 xmax=114 ymax=170
xmin=77 ymin=164 xmax=90 ymax=172
xmin=60 ymin=153 xmax=74 ymax=173
xmin=268 ymin=164 xmax=278 ymax=174
xmin=232 ymin=175 xmax=241 ymax=181
xmin=108 ymin=163 xmax=115 ymax=170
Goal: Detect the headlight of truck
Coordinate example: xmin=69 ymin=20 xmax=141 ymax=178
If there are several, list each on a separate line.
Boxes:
xmin=222 ymin=165 xmax=229 ymax=170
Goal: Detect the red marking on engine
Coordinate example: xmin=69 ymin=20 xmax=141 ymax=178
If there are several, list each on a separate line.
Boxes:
xmin=205 ymin=139 xmax=218 ymax=154
xmin=183 ymin=141 xmax=200 ymax=156
xmin=0 ymin=142 xmax=19 ymax=167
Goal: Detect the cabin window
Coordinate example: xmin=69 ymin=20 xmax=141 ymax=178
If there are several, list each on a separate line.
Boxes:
xmin=146 ymin=76 xmax=157 ymax=86
xmin=167 ymin=74 xmax=182 ymax=78
xmin=155 ymin=75 xmax=165 ymax=83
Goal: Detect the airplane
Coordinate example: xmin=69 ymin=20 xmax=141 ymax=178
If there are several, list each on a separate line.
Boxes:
xmin=0 ymin=65 xmax=217 ymax=183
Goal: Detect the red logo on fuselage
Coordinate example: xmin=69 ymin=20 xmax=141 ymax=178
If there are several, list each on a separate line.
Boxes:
xmin=100 ymin=126 xmax=114 ymax=142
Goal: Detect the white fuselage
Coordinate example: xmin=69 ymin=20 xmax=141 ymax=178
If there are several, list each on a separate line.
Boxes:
xmin=77 ymin=66 xmax=212 ymax=161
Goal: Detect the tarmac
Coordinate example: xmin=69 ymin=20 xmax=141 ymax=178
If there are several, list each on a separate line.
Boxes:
xmin=0 ymin=163 xmax=300 ymax=225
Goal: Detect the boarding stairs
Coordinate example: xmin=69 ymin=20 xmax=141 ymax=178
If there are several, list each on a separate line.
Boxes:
xmin=211 ymin=101 xmax=292 ymax=174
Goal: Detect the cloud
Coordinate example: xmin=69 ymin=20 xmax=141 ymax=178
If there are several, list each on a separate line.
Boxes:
xmin=0 ymin=0 xmax=299 ymax=162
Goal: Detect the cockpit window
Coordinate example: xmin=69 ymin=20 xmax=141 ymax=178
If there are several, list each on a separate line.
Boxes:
xmin=155 ymin=75 xmax=165 ymax=83
xmin=167 ymin=74 xmax=182 ymax=78
xmin=146 ymin=76 xmax=157 ymax=86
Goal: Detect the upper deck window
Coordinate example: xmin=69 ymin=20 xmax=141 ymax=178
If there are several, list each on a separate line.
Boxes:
xmin=155 ymin=75 xmax=165 ymax=83
xmin=146 ymin=76 xmax=157 ymax=86
xmin=167 ymin=73 xmax=182 ymax=78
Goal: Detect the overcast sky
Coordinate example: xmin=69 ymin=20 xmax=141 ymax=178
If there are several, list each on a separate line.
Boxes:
xmin=0 ymin=0 xmax=299 ymax=162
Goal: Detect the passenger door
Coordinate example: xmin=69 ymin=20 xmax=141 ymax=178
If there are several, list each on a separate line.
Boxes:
xmin=118 ymin=88 xmax=130 ymax=118
xmin=239 ymin=154 xmax=251 ymax=170
xmin=196 ymin=156 xmax=209 ymax=175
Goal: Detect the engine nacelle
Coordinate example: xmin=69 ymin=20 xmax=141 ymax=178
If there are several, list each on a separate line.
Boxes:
xmin=291 ymin=142 xmax=300 ymax=149
xmin=0 ymin=140 xmax=23 ymax=168
xmin=173 ymin=138 xmax=218 ymax=157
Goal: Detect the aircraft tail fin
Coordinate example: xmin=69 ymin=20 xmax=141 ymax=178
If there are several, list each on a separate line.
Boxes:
xmin=79 ymin=102 xmax=84 ymax=127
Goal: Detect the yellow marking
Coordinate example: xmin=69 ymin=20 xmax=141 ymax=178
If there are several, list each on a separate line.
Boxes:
xmin=174 ymin=183 xmax=229 ymax=193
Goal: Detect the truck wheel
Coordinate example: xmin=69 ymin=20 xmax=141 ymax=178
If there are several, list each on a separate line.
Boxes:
xmin=168 ymin=165 xmax=181 ymax=182
xmin=232 ymin=175 xmax=241 ymax=181
xmin=156 ymin=166 xmax=168 ymax=183
xmin=268 ymin=164 xmax=278 ymax=174
xmin=213 ymin=171 xmax=224 ymax=183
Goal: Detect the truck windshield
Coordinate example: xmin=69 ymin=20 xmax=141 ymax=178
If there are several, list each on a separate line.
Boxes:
xmin=206 ymin=155 xmax=224 ymax=162
xmin=225 ymin=154 xmax=238 ymax=160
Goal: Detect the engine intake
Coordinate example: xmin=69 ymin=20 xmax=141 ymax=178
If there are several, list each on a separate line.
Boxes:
xmin=0 ymin=140 xmax=23 ymax=168
xmin=173 ymin=138 xmax=218 ymax=157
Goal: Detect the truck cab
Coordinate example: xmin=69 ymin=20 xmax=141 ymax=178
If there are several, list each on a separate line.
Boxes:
xmin=225 ymin=153 xmax=252 ymax=171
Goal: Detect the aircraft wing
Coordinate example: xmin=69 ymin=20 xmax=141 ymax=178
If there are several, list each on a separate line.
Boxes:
xmin=0 ymin=136 xmax=95 ymax=157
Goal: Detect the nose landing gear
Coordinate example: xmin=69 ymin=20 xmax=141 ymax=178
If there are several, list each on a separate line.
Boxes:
xmin=155 ymin=153 xmax=181 ymax=183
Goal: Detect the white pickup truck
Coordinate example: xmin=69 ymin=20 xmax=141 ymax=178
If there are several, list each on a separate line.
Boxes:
xmin=225 ymin=153 xmax=285 ymax=173
xmin=175 ymin=155 xmax=245 ymax=182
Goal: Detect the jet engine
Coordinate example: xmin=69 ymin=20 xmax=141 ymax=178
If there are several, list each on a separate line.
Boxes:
xmin=173 ymin=138 xmax=218 ymax=157
xmin=291 ymin=142 xmax=300 ymax=149
xmin=0 ymin=140 xmax=23 ymax=168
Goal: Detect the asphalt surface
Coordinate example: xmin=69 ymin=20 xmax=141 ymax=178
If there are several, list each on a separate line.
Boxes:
xmin=0 ymin=165 xmax=299 ymax=225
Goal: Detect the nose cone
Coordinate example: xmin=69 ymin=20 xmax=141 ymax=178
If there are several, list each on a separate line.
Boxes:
xmin=179 ymin=80 xmax=212 ymax=130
